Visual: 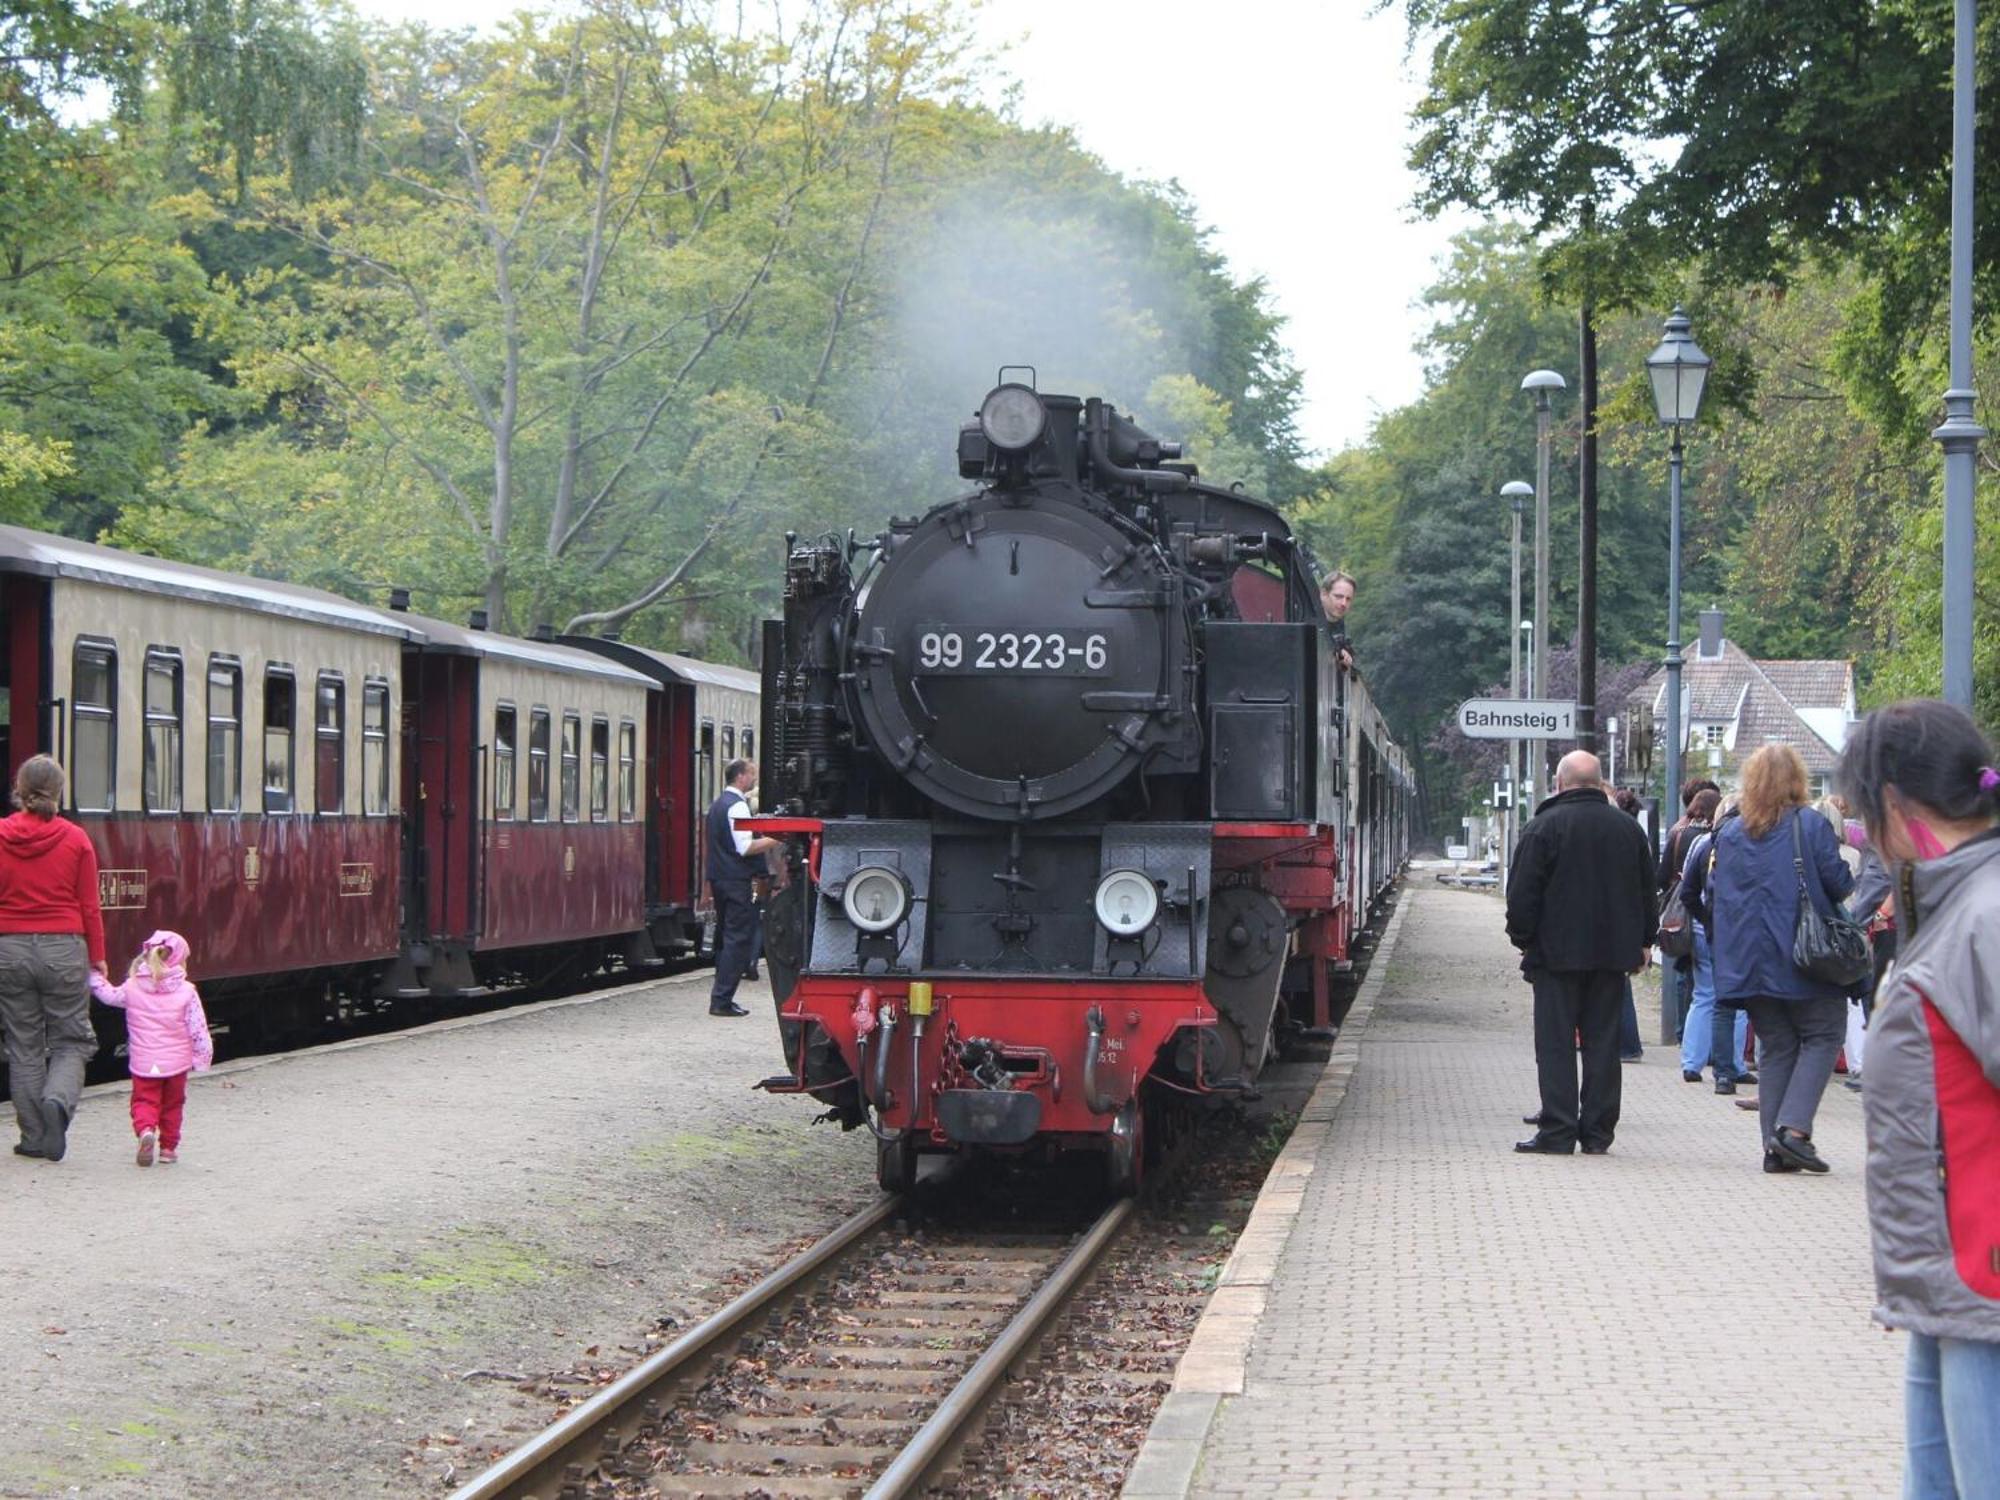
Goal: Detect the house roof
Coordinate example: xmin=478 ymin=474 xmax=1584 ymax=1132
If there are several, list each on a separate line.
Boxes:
xmin=1756 ymin=660 xmax=1853 ymax=710
xmin=1633 ymin=638 xmax=1853 ymax=773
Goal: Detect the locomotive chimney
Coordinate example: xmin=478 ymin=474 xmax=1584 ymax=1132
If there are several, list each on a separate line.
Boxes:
xmin=468 ymin=608 xmax=489 ymax=631
xmin=388 ymin=586 xmax=411 ymax=612
xmin=530 ymin=622 xmax=555 ymax=642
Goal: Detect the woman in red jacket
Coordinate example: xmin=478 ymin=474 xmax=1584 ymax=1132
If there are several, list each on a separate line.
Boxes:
xmin=0 ymin=755 xmax=105 ymax=1161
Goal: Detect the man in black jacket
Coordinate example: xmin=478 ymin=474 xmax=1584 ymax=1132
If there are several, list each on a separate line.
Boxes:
xmin=1506 ymin=750 xmax=1658 ymax=1154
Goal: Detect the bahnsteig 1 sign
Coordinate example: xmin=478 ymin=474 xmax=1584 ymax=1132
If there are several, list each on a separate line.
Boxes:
xmin=1455 ymin=698 xmax=1579 ymax=740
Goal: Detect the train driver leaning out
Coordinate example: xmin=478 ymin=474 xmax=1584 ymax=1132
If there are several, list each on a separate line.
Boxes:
xmin=705 ymin=758 xmax=779 ymax=1018
xmin=1321 ymin=570 xmax=1357 ymax=671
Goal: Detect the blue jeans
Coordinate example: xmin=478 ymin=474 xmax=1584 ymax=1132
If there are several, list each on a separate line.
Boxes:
xmin=1619 ymin=978 xmax=1642 ymax=1057
xmin=1905 ymin=1332 xmax=2000 ymax=1500
xmin=1678 ymin=929 xmax=1749 ymax=1077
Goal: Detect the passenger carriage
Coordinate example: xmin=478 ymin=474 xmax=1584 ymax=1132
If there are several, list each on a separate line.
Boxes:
xmin=0 ymin=525 xmax=419 ymax=1038
xmin=1 ymin=523 xmax=766 ymax=1049
xmin=388 ymin=614 xmax=657 ymax=996
xmin=558 ymin=639 xmax=762 ymax=957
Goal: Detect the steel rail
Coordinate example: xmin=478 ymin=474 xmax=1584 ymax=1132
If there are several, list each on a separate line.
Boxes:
xmin=863 ymin=1196 xmax=1136 ymax=1500
xmin=446 ymin=1193 xmax=905 ymax=1500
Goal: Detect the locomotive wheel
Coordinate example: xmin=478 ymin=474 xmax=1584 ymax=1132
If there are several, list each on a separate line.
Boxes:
xmin=1104 ymin=1099 xmax=1145 ymax=1198
xmin=876 ymin=1133 xmax=919 ymax=1194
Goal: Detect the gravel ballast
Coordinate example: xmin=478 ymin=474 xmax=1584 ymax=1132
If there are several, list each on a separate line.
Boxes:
xmin=0 ymin=973 xmax=876 ymax=1498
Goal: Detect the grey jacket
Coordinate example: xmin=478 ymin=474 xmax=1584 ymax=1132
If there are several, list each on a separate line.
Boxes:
xmin=1863 ymin=828 xmax=2000 ymax=1340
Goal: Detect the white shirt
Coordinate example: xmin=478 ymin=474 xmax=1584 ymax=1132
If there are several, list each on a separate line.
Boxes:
xmin=724 ymin=786 xmax=754 ymax=856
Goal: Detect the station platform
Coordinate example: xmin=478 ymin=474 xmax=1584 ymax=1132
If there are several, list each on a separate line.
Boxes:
xmin=1125 ymin=883 xmax=1905 ymax=1500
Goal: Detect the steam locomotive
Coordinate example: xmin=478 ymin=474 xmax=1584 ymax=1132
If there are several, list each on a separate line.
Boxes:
xmin=753 ymin=382 xmax=1411 ymax=1192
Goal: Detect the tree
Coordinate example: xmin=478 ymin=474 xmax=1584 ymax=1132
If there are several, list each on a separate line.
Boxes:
xmin=101 ymin=0 xmax=1305 ymax=660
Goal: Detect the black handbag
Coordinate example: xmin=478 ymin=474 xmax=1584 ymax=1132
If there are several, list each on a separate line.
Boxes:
xmin=1656 ymin=878 xmax=1695 ymax=958
xmin=1790 ymin=812 xmax=1872 ymax=988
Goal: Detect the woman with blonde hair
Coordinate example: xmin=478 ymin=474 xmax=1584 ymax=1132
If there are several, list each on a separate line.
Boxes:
xmin=1708 ymin=744 xmax=1856 ymax=1172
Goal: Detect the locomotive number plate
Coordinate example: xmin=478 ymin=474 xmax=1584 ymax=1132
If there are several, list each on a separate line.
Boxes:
xmin=914 ymin=627 xmax=1112 ymax=676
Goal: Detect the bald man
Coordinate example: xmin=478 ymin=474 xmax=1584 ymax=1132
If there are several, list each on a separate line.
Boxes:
xmin=1504 ymin=750 xmax=1658 ymax=1155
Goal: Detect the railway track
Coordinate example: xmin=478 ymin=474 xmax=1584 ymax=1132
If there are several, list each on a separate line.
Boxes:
xmin=448 ymin=1188 xmax=1134 ymax=1500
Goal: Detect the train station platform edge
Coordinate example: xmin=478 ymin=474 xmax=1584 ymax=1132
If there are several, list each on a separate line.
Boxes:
xmin=1121 ymin=883 xmax=1904 ymax=1500
xmin=1121 ymin=899 xmax=1406 ymax=1499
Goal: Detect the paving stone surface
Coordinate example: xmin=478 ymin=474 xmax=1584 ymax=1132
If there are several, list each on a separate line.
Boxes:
xmin=1176 ymin=883 xmax=1905 ymax=1500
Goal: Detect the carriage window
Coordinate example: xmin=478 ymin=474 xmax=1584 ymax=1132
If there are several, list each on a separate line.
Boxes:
xmin=699 ymin=720 xmax=715 ymax=808
xmin=742 ymin=728 xmax=754 ymax=765
xmin=70 ymin=642 xmax=115 ymax=813
xmin=142 ymin=650 xmax=183 ymax=814
xmin=315 ymin=673 xmax=345 ymax=814
xmin=362 ymin=680 xmax=389 ymax=815
xmin=264 ymin=668 xmax=295 ymax=812
xmin=721 ymin=725 xmax=735 ymax=765
xmin=528 ymin=710 xmax=550 ymax=821
xmin=560 ymin=712 xmax=581 ymax=822
xmin=617 ymin=721 xmax=636 ymax=822
xmin=206 ymin=658 xmax=241 ymax=813
xmin=589 ymin=717 xmax=609 ymax=822
xmin=493 ymin=704 xmax=517 ymax=821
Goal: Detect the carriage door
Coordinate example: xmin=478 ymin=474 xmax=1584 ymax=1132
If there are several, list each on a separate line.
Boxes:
xmin=411 ymin=651 xmax=481 ymax=943
xmin=646 ymin=677 xmax=696 ymax=914
xmin=1 ymin=575 xmax=51 ymax=784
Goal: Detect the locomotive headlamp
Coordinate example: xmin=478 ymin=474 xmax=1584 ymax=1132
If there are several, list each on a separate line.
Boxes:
xmin=978 ymin=383 xmax=1048 ymax=452
xmin=842 ymin=865 xmax=911 ymax=934
xmin=1093 ymin=868 xmax=1160 ymax=934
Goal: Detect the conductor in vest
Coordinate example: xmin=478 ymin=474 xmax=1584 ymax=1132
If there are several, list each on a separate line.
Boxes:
xmin=706 ymin=759 xmax=780 ymax=1017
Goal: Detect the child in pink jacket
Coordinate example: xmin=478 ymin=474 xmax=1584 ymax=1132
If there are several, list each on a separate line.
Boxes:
xmin=90 ymin=930 xmax=213 ymax=1166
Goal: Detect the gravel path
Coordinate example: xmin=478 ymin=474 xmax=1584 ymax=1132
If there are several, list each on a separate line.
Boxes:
xmin=0 ymin=973 xmax=876 ymax=1498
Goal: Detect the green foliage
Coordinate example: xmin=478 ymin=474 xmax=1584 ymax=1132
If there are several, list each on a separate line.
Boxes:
xmin=16 ymin=0 xmax=1303 ymax=668
xmin=153 ymin=0 xmax=368 ymax=199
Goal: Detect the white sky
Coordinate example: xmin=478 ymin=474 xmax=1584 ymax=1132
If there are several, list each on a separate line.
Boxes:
xmin=346 ymin=0 xmax=1468 ymax=456
xmin=968 ymin=0 xmax=1468 ymax=456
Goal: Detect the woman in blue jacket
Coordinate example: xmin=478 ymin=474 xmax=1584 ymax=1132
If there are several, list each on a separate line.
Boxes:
xmin=1708 ymin=744 xmax=1856 ymax=1173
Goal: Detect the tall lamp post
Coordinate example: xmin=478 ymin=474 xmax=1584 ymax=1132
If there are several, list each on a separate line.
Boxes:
xmin=1501 ymin=481 xmax=1533 ymax=874
xmin=1938 ymin=0 xmax=1984 ymax=710
xmin=1521 ymin=370 xmax=1566 ymax=775
xmin=1646 ymin=306 xmax=1712 ymax=1042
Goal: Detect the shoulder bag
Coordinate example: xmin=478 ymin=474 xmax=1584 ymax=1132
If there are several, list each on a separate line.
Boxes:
xmin=1656 ymin=875 xmax=1695 ymax=959
xmin=1654 ymin=824 xmax=1699 ymax=957
xmin=1790 ymin=811 xmax=1873 ymax=988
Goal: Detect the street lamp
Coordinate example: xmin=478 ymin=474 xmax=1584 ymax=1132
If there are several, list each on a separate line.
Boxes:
xmin=1938 ymin=0 xmax=1984 ymax=709
xmin=1646 ymin=305 xmax=1711 ymax=1043
xmin=1519 ymin=620 xmax=1536 ymax=804
xmin=1501 ymin=481 xmax=1533 ymax=875
xmin=1520 ymin=370 xmax=1565 ymax=748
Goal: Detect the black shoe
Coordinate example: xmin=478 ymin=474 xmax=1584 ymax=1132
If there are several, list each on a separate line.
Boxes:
xmin=744 ymin=968 xmax=761 ymax=982
xmin=1715 ymin=1078 xmax=1737 ymax=1096
xmin=13 ymin=1140 xmax=46 ymax=1158
xmin=1763 ymin=1149 xmax=1803 ymax=1174
xmin=1771 ymin=1126 xmax=1829 ymax=1173
xmin=39 ymin=1099 xmax=69 ymax=1162
xmin=1514 ymin=1135 xmax=1574 ymax=1155
xmin=1682 ymin=1069 xmax=1703 ymax=1083
xmin=1620 ymin=1052 xmax=1643 ymax=1063
xmin=709 ymin=1001 xmax=750 ymax=1017
xmin=1521 ymin=1112 xmax=1546 ymax=1126
xmin=1737 ymin=1071 xmax=1759 ymax=1086
xmin=1580 ymin=1141 xmax=1612 ymax=1155
xmin=1843 ymin=1078 xmax=1864 ymax=1093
